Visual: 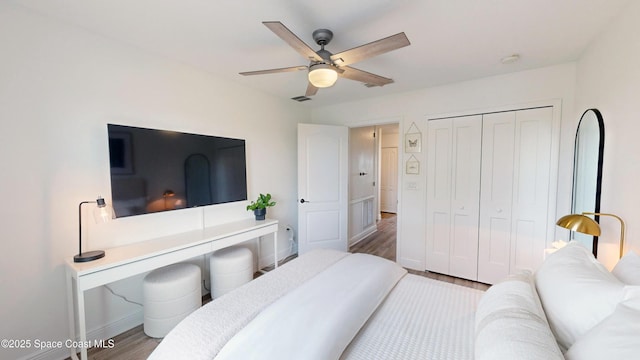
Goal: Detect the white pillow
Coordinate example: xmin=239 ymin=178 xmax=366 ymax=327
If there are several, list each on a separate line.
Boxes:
xmin=565 ymin=288 xmax=640 ymax=360
xmin=612 ymin=250 xmax=640 ymax=285
xmin=475 ymin=271 xmax=563 ymax=360
xmin=534 ymin=241 xmax=625 ymax=351
xmin=476 ymin=271 xmax=544 ymax=329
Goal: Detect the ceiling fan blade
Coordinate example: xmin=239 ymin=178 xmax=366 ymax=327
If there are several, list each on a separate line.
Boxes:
xmin=339 ymin=66 xmax=394 ymax=86
xmin=305 ymin=82 xmax=319 ymax=96
xmin=239 ymin=66 xmax=307 ymax=76
xmin=331 ymin=32 xmax=410 ymax=66
xmin=263 ymin=21 xmax=323 ymax=62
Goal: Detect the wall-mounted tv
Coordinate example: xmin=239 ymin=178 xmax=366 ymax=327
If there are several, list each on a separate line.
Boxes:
xmin=107 ymin=124 xmax=247 ymax=218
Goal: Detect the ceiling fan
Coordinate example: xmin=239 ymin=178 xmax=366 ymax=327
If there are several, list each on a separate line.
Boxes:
xmin=240 ymin=21 xmax=410 ymax=97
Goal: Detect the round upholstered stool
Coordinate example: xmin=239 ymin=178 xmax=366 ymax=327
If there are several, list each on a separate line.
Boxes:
xmin=210 ymin=246 xmax=254 ymax=298
xmin=143 ymin=263 xmax=201 ymax=338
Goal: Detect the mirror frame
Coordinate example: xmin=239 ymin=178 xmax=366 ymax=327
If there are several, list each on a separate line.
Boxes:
xmin=571 ymin=108 xmax=605 ymax=257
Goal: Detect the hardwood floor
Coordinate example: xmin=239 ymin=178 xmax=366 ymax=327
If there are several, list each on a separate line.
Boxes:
xmin=349 ymin=212 xmax=397 ymax=260
xmin=80 ymin=212 xmax=487 ymax=359
xmin=350 ymin=212 xmax=490 ymax=291
xmin=82 ymin=326 xmax=160 ymax=360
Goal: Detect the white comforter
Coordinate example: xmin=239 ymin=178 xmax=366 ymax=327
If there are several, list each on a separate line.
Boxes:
xmin=216 ymin=253 xmax=407 ymax=360
xmin=149 ymin=250 xmax=485 ymax=360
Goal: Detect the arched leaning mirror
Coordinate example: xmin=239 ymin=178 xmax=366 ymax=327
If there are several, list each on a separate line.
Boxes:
xmin=571 ymin=109 xmax=605 ymax=256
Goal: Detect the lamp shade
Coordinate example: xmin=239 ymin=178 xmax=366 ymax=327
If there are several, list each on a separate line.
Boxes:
xmin=93 ymin=196 xmax=116 ymax=223
xmin=556 ymin=214 xmax=601 ymax=236
xmin=308 ymin=63 xmax=338 ymax=88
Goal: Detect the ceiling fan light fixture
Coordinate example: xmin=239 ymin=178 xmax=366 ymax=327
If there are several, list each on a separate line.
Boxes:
xmin=308 ymin=63 xmax=338 ymax=88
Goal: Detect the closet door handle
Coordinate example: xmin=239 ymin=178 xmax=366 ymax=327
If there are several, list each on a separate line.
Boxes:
xmin=496 ymin=208 xmax=503 ymax=213
xmin=300 ymin=198 xmax=310 ymax=204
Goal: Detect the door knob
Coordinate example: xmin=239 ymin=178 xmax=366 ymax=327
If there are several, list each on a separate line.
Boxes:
xmin=300 ymin=199 xmax=309 ymax=204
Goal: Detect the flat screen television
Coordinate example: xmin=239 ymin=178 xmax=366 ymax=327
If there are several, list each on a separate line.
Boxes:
xmin=107 ymin=124 xmax=247 ymax=218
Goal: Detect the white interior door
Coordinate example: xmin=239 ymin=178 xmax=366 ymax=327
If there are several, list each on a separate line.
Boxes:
xmin=380 ymin=147 xmax=398 ymax=213
xmin=425 ymin=116 xmax=481 ymax=280
xmin=298 ymin=123 xmax=349 ymax=254
xmin=477 ymin=108 xmax=553 ymax=284
xmin=509 ymin=107 xmax=552 ymax=274
xmin=478 ymin=112 xmax=516 ymax=284
xmin=425 ymin=119 xmax=453 ymax=274
xmin=448 ymin=116 xmax=482 ymax=280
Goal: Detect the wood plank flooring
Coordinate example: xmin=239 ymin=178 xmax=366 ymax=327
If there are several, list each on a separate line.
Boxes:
xmin=350 ymin=212 xmax=490 ymax=291
xmin=78 ymin=212 xmax=487 ymax=359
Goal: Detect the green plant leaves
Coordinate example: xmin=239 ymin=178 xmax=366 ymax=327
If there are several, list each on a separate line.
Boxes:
xmin=246 ymin=193 xmax=276 ymax=210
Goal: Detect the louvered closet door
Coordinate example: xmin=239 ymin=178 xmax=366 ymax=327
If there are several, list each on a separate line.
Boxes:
xmin=426 ymin=116 xmax=481 ymax=280
xmin=478 ymin=108 xmax=552 ymax=284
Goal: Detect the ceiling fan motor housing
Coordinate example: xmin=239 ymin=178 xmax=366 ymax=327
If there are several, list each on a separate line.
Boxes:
xmin=312 ymin=28 xmax=333 ymax=46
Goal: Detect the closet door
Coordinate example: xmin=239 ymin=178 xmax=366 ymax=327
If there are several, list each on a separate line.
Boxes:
xmin=478 ymin=112 xmax=516 ymax=284
xmin=510 ymin=107 xmax=553 ymax=273
xmin=425 ymin=120 xmax=453 ymax=275
xmin=478 ymin=108 xmax=553 ymax=284
xmin=426 ymin=116 xmax=481 ymax=280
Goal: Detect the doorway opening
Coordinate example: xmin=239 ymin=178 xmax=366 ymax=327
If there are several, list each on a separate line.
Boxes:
xmin=350 ymin=212 xmax=397 ymax=261
xmin=347 ymin=123 xmax=399 ymax=256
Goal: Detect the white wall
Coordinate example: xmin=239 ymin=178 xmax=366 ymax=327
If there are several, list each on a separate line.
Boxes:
xmin=0 ymin=4 xmax=307 ymax=360
xmin=573 ymin=0 xmax=640 ymax=268
xmin=311 ymin=63 xmax=577 ymax=269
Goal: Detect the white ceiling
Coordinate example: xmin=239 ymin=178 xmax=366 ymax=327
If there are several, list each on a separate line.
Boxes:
xmin=12 ymin=0 xmax=630 ymax=107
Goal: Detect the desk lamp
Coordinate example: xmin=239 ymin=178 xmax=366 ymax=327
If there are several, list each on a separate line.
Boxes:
xmin=74 ymin=196 xmax=115 ymax=262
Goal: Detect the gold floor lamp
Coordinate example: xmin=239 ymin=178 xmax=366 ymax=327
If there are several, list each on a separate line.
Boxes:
xmin=556 ymin=212 xmax=626 ymax=258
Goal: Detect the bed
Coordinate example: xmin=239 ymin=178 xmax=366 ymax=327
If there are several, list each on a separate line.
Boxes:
xmin=148 ymin=243 xmax=640 ymax=360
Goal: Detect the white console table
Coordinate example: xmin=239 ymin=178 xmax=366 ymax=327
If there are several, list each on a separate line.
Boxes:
xmin=65 ymin=218 xmax=278 ymax=360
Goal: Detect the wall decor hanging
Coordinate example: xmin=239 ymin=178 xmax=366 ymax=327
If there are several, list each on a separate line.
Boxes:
xmin=404 ymin=122 xmax=422 ymax=153
xmin=406 ymin=155 xmax=420 ymax=175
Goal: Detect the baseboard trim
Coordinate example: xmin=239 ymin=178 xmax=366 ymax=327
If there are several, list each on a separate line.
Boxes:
xmin=86 ymin=310 xmax=144 ymax=343
xmin=349 ymin=226 xmax=377 ymax=247
xmin=398 ymin=257 xmax=424 ymax=271
xmin=258 ymin=246 xmax=295 ymax=270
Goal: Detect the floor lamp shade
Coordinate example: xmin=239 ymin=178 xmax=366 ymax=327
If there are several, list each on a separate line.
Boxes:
xmin=74 ymin=196 xmax=115 ymax=263
xmin=556 ymin=212 xmax=626 ymax=258
xmin=555 ymin=214 xmax=601 ymax=236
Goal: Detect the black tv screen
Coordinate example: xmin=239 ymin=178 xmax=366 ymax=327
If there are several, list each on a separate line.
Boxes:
xmin=107 ymin=124 xmax=247 ymax=217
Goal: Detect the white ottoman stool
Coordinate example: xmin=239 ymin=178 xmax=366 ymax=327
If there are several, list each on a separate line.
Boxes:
xmin=210 ymin=246 xmax=254 ymax=298
xmin=143 ymin=263 xmax=201 ymax=338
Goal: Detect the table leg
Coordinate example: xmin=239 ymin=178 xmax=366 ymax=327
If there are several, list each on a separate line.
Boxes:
xmin=76 ymin=283 xmax=88 ymax=360
xmin=255 ymin=236 xmax=262 ymax=272
xmin=274 ymin=231 xmax=278 ymax=268
xmin=66 ymin=269 xmax=80 ymax=360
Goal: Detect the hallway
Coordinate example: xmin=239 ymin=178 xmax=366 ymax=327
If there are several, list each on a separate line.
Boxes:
xmin=349 ymin=212 xmax=396 ymax=260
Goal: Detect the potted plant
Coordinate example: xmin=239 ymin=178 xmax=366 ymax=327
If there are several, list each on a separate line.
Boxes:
xmin=246 ymin=193 xmax=276 ymax=220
